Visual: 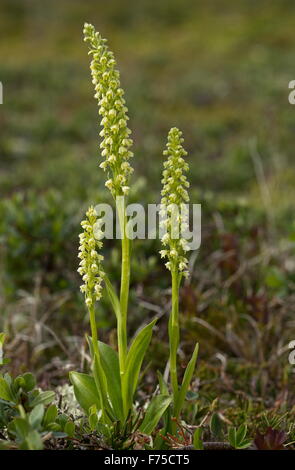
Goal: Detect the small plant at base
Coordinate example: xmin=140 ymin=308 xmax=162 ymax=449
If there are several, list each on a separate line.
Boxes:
xmin=228 ymin=424 xmax=252 ymax=450
xmin=0 ymin=336 xmax=75 ymax=450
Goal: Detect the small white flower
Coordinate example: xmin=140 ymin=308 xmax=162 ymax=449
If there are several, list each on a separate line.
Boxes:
xmin=78 ymin=206 xmax=105 ymax=309
xmin=122 ymin=186 xmax=130 ymax=195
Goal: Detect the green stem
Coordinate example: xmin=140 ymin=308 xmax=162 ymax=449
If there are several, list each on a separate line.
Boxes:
xmin=117 ymin=198 xmax=130 ymax=377
xmin=89 ymin=304 xmax=106 ymax=421
xmin=169 ymin=268 xmax=180 ymax=412
xmin=89 ymin=304 xmax=99 ymax=358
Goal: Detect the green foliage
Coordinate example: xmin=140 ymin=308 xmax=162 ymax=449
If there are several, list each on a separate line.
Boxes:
xmin=139 ymin=395 xmax=172 ymax=435
xmin=210 ymin=412 xmax=223 ymax=440
xmin=0 ymin=190 xmax=78 ymax=295
xmin=174 ymin=343 xmax=199 ymax=418
xmin=0 ymin=371 xmax=54 ymax=409
xmin=0 ymin=334 xmax=9 ymax=366
xmin=228 ymin=425 xmax=252 ymax=450
xmin=0 ymin=368 xmax=75 ymax=450
xmin=1 ymin=0 xmax=295 ymax=451
xmin=193 ymin=428 xmax=204 ymax=450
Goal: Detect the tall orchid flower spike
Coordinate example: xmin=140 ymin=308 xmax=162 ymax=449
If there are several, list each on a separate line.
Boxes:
xmin=77 ymin=206 xmax=108 ymax=420
xmin=160 ymin=127 xmax=190 ymax=278
xmin=78 ymin=206 xmax=105 ymax=309
xmin=160 ymin=128 xmax=199 ymax=425
xmin=83 ymin=22 xmax=133 ymax=375
xmin=83 ymin=23 xmax=134 ymax=198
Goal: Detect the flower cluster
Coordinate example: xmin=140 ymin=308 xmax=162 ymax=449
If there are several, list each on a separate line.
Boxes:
xmin=78 ymin=206 xmax=105 ymax=307
xmin=83 ymin=23 xmax=134 ymax=197
xmin=160 ymin=127 xmax=190 ymax=276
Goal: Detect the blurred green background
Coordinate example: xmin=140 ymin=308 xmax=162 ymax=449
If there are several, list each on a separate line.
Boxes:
xmin=0 ymin=0 xmax=295 ymax=409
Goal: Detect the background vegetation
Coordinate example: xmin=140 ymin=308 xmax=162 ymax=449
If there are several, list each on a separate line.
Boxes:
xmin=1 ymin=0 xmax=295 ymax=445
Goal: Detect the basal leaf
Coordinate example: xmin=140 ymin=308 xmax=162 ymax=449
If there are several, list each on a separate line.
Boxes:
xmin=140 ymin=394 xmax=172 ymax=435
xmin=193 ymin=428 xmax=204 ymax=450
xmin=122 ymin=318 xmax=157 ymax=416
xmin=174 ymin=343 xmax=199 ymax=418
xmin=69 ymin=371 xmax=100 ymax=415
xmin=104 ymin=275 xmax=121 ymax=320
xmin=98 ymin=341 xmax=123 ymax=422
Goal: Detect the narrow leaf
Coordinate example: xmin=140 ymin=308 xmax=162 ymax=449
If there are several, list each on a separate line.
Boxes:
xmin=92 ymin=354 xmax=113 ymax=417
xmin=104 ymin=275 xmax=121 ymax=320
xmin=236 ymin=424 xmax=247 ymax=444
xmin=140 ymin=394 xmax=172 ymax=435
xmin=193 ymin=428 xmax=204 ymax=450
xmin=228 ymin=427 xmax=237 ymax=447
xmin=122 ymin=318 xmax=157 ymax=415
xmin=157 ymin=371 xmax=169 ymax=395
xmin=98 ymin=341 xmax=123 ymax=421
xmin=174 ymin=343 xmax=199 ymax=418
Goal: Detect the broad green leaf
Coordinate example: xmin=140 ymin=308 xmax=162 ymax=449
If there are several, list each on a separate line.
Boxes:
xmin=69 ymin=371 xmax=100 ymax=415
xmin=210 ymin=412 xmax=223 ymax=439
xmin=15 ymin=373 xmax=36 ymax=392
xmin=174 ymin=343 xmax=199 ymax=418
xmin=23 ymin=430 xmax=43 ymax=450
xmin=0 ymin=333 xmax=7 ymax=366
xmin=86 ymin=336 xmax=110 ymax=416
xmin=43 ymin=404 xmax=58 ymax=426
xmin=104 ymin=275 xmax=121 ymax=320
xmin=0 ymin=376 xmax=14 ymax=402
xmin=64 ymin=421 xmax=75 ymax=437
xmin=13 ymin=417 xmax=30 ymax=440
xmin=0 ymin=333 xmax=6 ymax=345
xmin=47 ymin=422 xmax=61 ymax=432
xmin=56 ymin=413 xmax=68 ymax=428
xmin=88 ymin=336 xmax=123 ymax=420
xmin=4 ymin=373 xmax=12 ymax=386
xmin=236 ymin=439 xmax=252 ymax=449
xmin=193 ymin=428 xmax=204 ymax=450
xmin=228 ymin=427 xmax=237 ymax=447
xmin=22 ymin=373 xmax=36 ymax=392
xmin=29 ymin=404 xmax=44 ymax=429
xmin=92 ymin=354 xmax=114 ymax=421
xmin=29 ymin=391 xmax=55 ymax=408
xmin=14 ymin=376 xmax=25 ymax=390
xmin=98 ymin=341 xmax=123 ymax=422
xmin=140 ymin=394 xmax=172 ymax=435
xmin=236 ymin=424 xmax=247 ymax=444
xmin=122 ymin=318 xmax=157 ymax=415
